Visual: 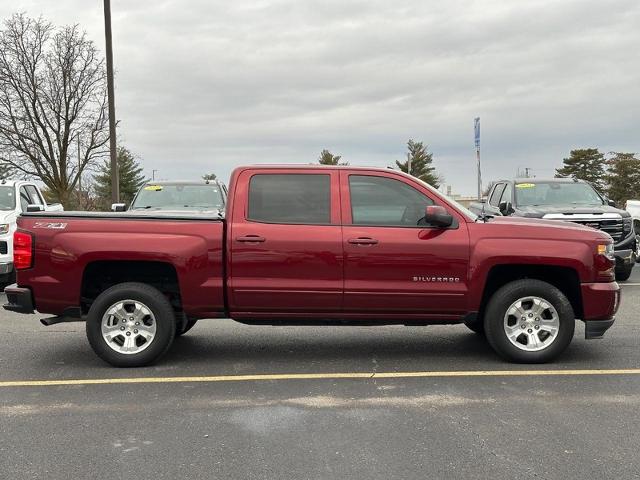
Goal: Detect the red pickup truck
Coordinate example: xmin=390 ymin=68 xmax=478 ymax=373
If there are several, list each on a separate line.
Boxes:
xmin=4 ymin=166 xmax=620 ymax=367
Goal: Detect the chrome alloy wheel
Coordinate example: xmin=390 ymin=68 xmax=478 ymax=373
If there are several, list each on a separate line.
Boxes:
xmin=503 ymin=296 xmax=560 ymax=352
xmin=101 ymin=300 xmax=157 ymax=355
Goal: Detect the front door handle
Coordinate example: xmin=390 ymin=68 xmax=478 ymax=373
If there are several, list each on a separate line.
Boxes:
xmin=236 ymin=235 xmax=266 ymax=243
xmin=348 ymin=237 xmax=379 ymax=245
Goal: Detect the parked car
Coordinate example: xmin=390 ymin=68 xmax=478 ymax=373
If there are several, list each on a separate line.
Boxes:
xmin=5 ymin=166 xmax=619 ymax=366
xmin=625 ymin=199 xmax=640 ymax=263
xmin=0 ymin=179 xmax=63 ymax=284
xmin=112 ymin=179 xmax=227 ymax=214
xmin=470 ymin=178 xmax=636 ymax=281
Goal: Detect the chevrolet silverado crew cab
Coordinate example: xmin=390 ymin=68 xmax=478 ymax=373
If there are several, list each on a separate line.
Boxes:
xmin=469 ymin=178 xmax=637 ymax=281
xmin=4 ymin=166 xmax=620 ymax=367
xmin=0 ymin=179 xmax=63 ymax=285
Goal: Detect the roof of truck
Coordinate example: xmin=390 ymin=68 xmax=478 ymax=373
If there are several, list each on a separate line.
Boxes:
xmin=510 ymin=177 xmax=585 ymax=184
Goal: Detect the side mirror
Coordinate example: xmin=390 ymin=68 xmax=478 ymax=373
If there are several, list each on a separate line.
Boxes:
xmin=111 ymin=203 xmax=126 ymax=212
xmin=499 ymin=201 xmax=513 ymax=215
xmin=26 ymin=204 xmax=44 ymax=212
xmin=607 ymin=199 xmax=617 ymax=208
xmin=424 ymin=205 xmax=453 ymax=228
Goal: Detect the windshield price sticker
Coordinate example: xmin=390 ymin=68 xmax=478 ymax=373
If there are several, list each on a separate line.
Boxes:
xmin=516 ymin=183 xmax=535 ymax=188
xmin=144 ymin=185 xmax=163 ymax=191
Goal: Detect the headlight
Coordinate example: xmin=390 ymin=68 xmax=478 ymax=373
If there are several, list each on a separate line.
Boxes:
xmin=597 ymin=243 xmax=615 ymax=261
xmin=0 ymin=224 xmax=9 ymax=234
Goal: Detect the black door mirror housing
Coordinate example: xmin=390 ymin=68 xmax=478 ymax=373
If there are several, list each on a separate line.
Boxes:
xmin=111 ymin=203 xmax=127 ymax=212
xmin=499 ymin=201 xmax=513 ymax=215
xmin=424 ymin=205 xmax=453 ymax=228
xmin=607 ymin=199 xmax=617 ymax=208
xmin=26 ymin=204 xmax=44 ymax=212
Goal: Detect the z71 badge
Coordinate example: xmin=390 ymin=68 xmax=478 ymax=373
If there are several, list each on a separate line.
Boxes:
xmin=33 ymin=222 xmax=67 ymax=230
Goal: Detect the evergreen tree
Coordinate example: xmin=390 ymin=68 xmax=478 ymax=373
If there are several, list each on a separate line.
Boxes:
xmin=606 ymin=152 xmax=640 ymax=206
xmin=395 ymin=139 xmax=441 ymax=188
xmin=94 ymin=147 xmax=146 ymax=209
xmin=202 ymin=173 xmax=217 ymax=181
xmin=318 ymin=149 xmax=346 ymax=165
xmin=555 ymin=148 xmax=606 ymax=192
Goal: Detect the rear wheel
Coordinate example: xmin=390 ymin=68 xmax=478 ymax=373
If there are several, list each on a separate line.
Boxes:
xmin=484 ymin=279 xmax=575 ymax=363
xmin=86 ymin=282 xmax=176 ymax=367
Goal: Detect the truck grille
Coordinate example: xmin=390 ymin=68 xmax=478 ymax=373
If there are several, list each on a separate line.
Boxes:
xmin=569 ymin=219 xmax=624 ymax=242
xmin=542 ymin=213 xmax=624 ymax=242
xmin=0 ymin=241 xmax=6 ymax=254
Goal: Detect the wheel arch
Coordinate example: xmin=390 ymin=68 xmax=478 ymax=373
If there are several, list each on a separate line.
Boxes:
xmin=478 ymin=264 xmax=583 ymax=322
xmin=81 ymin=260 xmax=182 ymax=315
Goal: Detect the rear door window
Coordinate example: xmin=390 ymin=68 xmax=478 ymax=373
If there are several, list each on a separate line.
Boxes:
xmin=25 ymin=185 xmax=44 ymax=206
xmin=248 ymin=174 xmax=331 ymax=224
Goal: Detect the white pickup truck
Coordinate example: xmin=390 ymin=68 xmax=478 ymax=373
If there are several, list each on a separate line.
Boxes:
xmin=0 ymin=179 xmax=63 ymax=283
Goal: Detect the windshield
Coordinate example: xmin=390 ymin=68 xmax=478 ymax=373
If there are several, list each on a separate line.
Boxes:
xmin=131 ymin=184 xmax=224 ymax=211
xmin=0 ymin=186 xmax=16 ymax=211
xmin=515 ymin=182 xmax=604 ymax=207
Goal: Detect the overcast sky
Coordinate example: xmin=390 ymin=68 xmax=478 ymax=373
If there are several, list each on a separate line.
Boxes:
xmin=3 ymin=0 xmax=639 ymax=195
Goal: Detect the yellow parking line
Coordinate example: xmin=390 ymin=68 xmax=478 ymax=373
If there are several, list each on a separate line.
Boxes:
xmin=1 ymin=368 xmax=640 ymax=388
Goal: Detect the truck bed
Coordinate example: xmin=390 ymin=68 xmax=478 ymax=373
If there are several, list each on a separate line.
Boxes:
xmin=16 ymin=212 xmax=226 ymax=319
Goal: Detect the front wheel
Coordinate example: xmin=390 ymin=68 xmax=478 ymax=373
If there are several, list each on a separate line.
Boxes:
xmin=484 ymin=279 xmax=575 ymax=363
xmin=616 ymin=263 xmax=634 ymax=282
xmin=86 ymin=282 xmax=176 ymax=367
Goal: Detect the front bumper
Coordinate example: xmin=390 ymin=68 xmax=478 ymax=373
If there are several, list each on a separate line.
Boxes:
xmin=3 ymin=284 xmax=35 ymax=314
xmin=581 ymin=281 xmax=619 ymax=339
xmin=0 ymin=262 xmax=13 ymax=275
xmin=614 ymin=231 xmax=637 ymax=266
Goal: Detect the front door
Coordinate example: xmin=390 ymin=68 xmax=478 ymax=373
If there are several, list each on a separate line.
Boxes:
xmin=228 ymin=169 xmax=343 ymax=315
xmin=341 ymin=171 xmax=470 ymax=317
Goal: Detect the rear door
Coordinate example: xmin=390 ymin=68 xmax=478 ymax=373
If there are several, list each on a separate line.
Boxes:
xmin=341 ymin=171 xmax=470 ymax=317
xmin=228 ymin=169 xmax=343 ymax=315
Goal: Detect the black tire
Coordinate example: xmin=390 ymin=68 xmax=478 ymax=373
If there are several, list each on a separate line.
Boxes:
xmin=175 ymin=317 xmax=198 ymax=337
xmin=615 ymin=264 xmax=634 ymax=282
xmin=86 ymin=282 xmax=176 ymax=367
xmin=484 ymin=279 xmax=575 ymax=363
xmin=463 ymin=317 xmax=484 ymax=335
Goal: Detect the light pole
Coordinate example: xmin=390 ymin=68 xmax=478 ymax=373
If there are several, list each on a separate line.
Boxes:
xmin=152 ymin=169 xmax=158 ymax=181
xmin=103 ymin=0 xmax=119 ymax=203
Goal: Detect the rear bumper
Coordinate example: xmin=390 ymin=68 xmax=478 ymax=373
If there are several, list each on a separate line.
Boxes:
xmin=3 ymin=284 xmax=35 ymax=314
xmin=581 ymin=281 xmax=619 ymax=339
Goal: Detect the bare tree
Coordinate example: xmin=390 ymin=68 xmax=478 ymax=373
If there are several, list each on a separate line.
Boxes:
xmin=0 ymin=14 xmax=109 ymax=207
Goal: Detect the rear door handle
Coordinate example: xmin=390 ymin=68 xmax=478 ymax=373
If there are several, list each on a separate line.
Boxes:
xmin=236 ymin=235 xmax=266 ymax=243
xmin=348 ymin=237 xmax=379 ymax=245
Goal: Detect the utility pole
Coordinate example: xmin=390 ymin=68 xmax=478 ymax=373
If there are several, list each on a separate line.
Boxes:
xmin=152 ymin=169 xmax=158 ymax=181
xmin=407 ymin=152 xmax=411 ymax=176
xmin=103 ymin=0 xmax=119 ymax=203
xmin=77 ymin=135 xmax=82 ymax=209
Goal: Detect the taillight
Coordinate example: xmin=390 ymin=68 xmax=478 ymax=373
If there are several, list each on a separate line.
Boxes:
xmin=13 ymin=231 xmax=33 ymax=270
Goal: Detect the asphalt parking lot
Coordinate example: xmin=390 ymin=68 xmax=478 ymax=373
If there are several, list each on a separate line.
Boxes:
xmin=1 ymin=273 xmax=639 ymax=480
